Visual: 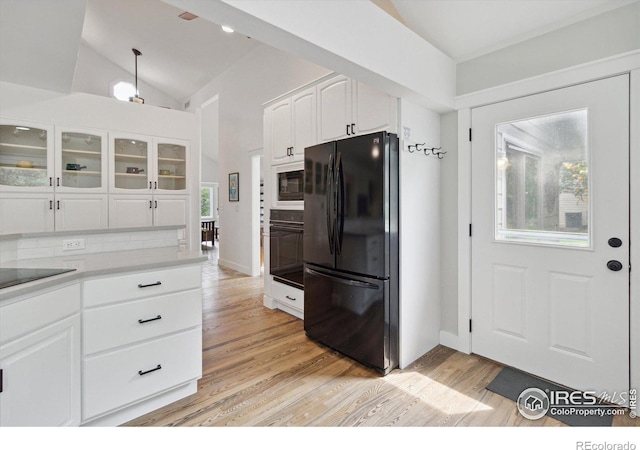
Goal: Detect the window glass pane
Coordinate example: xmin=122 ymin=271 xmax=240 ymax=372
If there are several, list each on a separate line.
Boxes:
xmin=495 ymin=109 xmax=589 ymax=247
xmin=201 ymin=186 xmax=212 ymax=218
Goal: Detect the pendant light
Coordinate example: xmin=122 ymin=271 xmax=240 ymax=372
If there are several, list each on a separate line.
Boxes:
xmin=129 ymin=48 xmax=144 ymax=104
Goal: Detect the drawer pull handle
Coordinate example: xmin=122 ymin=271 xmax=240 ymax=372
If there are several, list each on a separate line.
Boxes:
xmin=138 ymin=281 xmax=162 ymax=288
xmin=138 ymin=364 xmax=162 ymax=376
xmin=138 ymin=315 xmax=162 ymax=324
xmin=285 ymin=295 xmax=296 ymax=301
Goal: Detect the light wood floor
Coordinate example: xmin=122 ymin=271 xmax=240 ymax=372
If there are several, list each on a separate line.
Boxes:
xmin=125 ymin=247 xmax=636 ymax=427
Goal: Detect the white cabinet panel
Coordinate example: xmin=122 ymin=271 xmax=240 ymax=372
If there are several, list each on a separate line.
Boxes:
xmin=154 ymin=195 xmax=188 ymax=227
xmin=0 ymin=284 xmax=80 ymax=343
xmin=83 ymin=265 xmax=202 ymax=307
xmin=270 ymin=279 xmax=304 ymax=313
xmin=270 ymin=99 xmax=293 ymax=164
xmin=317 ymin=75 xmax=352 ymax=142
xmin=55 ymin=194 xmax=108 ymax=231
xmin=0 ymin=315 xmax=81 ymax=427
xmin=291 ymin=87 xmax=316 ymax=159
xmin=108 ymin=194 xmax=153 ymax=228
xmin=82 ymin=327 xmax=202 ymax=421
xmin=0 ymin=193 xmax=54 ymax=234
xmin=0 ymin=284 xmax=81 ymax=427
xmin=353 ymin=81 xmax=398 ymax=135
xmin=83 ymin=289 xmax=202 ymax=354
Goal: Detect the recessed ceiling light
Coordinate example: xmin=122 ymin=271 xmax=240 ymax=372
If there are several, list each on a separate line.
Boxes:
xmin=15 ymin=126 xmax=30 ymax=131
xmin=221 ymin=25 xmax=234 ymax=33
xmin=179 ymin=11 xmax=198 ymax=21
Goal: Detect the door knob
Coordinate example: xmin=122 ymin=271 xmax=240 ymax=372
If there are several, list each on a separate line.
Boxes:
xmin=607 ymin=260 xmax=623 ymax=272
xmin=608 ymin=237 xmax=622 ymax=248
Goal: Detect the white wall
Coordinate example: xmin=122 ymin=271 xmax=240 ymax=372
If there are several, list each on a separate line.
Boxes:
xmin=72 ymin=41 xmax=182 ymax=110
xmin=457 ymin=1 xmax=640 ymax=95
xmin=439 ymin=111 xmax=458 ymax=337
xmin=186 ymin=45 xmax=330 ymax=275
xmin=200 ymin=97 xmax=219 ymax=183
xmin=398 ymin=99 xmax=441 ymax=368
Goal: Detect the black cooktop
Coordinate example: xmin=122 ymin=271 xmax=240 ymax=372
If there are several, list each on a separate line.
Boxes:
xmin=0 ymin=268 xmax=76 ymax=289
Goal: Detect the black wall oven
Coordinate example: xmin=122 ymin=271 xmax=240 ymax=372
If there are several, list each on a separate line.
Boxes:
xmin=269 ymin=209 xmax=304 ymax=289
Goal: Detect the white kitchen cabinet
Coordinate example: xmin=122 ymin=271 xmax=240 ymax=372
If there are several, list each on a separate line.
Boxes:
xmin=0 ymin=284 xmax=81 ymax=427
xmin=54 ymin=194 xmax=108 ymax=232
xmin=108 ymin=134 xmax=189 ymax=230
xmin=108 ymin=194 xmax=188 ymax=228
xmin=317 ymin=76 xmax=397 ymax=143
xmin=270 ymin=278 xmax=304 ymax=318
xmin=55 ymin=127 xmax=108 ymax=194
xmin=0 ymin=192 xmax=54 ymax=234
xmin=0 ymin=122 xmax=110 ymax=233
xmin=269 ymin=98 xmax=293 ymax=164
xmin=110 ymin=134 xmax=189 ymax=195
xmin=317 ymin=75 xmax=352 ymax=142
xmin=352 ymin=80 xmax=398 ymax=136
xmin=268 ymin=86 xmax=316 ymax=165
xmin=0 ymin=120 xmax=54 ymax=194
xmin=81 ymin=264 xmax=202 ymax=425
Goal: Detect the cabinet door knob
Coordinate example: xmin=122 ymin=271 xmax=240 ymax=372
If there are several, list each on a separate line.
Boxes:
xmin=351 ymin=123 xmax=355 ymax=135
xmin=346 ymin=124 xmax=350 ymax=136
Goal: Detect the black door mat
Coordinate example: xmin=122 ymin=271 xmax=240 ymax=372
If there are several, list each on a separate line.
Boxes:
xmin=486 ymin=366 xmax=616 ymax=426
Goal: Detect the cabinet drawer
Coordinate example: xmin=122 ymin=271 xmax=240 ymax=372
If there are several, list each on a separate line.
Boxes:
xmin=270 ymin=279 xmax=304 ymax=312
xmin=0 ymin=283 xmax=80 ymax=344
xmin=83 ymin=288 xmax=202 ymax=355
xmin=82 ymin=327 xmax=202 ymax=421
xmin=83 ymin=264 xmax=201 ymax=307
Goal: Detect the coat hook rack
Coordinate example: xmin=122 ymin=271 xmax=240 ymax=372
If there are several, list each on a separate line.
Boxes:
xmin=407 ymin=143 xmax=446 ymax=159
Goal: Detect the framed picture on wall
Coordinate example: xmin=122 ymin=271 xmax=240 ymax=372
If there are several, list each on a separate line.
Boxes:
xmin=229 ymin=172 xmax=239 ymax=202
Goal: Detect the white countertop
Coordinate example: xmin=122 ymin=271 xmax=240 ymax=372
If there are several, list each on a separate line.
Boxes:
xmin=0 ymin=246 xmax=207 ymax=302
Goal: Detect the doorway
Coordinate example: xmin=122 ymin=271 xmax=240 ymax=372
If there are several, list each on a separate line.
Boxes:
xmin=470 ymin=75 xmax=630 ymax=397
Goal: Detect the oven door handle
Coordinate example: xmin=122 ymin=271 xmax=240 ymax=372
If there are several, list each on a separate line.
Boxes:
xmin=270 ymin=224 xmax=303 ymax=232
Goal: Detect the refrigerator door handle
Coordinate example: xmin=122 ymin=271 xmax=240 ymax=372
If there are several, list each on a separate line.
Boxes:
xmin=304 ymin=267 xmax=380 ymax=290
xmin=326 ymin=152 xmax=335 ymax=254
xmin=335 ymin=152 xmax=345 ymax=255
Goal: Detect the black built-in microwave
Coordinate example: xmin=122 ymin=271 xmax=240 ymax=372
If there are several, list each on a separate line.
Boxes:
xmin=277 ymin=169 xmax=304 ymax=201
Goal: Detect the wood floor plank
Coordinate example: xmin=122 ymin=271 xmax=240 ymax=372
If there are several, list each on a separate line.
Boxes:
xmin=124 ymin=249 xmax=637 ymax=428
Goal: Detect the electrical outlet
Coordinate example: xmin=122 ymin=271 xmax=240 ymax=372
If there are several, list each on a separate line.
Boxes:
xmin=62 ymin=239 xmax=85 ymax=251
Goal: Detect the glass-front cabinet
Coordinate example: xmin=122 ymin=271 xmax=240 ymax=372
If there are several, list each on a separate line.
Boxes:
xmin=110 ymin=133 xmax=151 ymax=192
xmin=109 ymin=134 xmax=188 ymax=194
xmin=156 ymin=139 xmax=187 ymax=193
xmin=0 ymin=121 xmax=54 ymax=192
xmin=56 ymin=128 xmax=108 ymax=193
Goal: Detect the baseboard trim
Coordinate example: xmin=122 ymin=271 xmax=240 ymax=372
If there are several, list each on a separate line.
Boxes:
xmin=440 ymin=330 xmax=462 ymax=352
xmin=217 ymin=258 xmax=252 ymax=276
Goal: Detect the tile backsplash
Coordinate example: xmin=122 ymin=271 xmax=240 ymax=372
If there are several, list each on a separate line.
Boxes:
xmin=1 ymin=228 xmax=181 ymax=263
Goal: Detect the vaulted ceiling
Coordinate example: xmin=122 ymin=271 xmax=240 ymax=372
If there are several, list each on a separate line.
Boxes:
xmin=0 ymin=0 xmax=635 ymax=104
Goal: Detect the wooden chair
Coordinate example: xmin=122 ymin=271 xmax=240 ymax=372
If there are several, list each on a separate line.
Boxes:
xmin=201 ymin=221 xmax=215 ymax=247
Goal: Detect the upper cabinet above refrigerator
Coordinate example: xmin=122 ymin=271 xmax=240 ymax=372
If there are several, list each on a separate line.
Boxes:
xmin=316 ymin=75 xmax=398 ymax=143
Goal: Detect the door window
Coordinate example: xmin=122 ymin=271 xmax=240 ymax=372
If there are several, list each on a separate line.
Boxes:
xmin=495 ymin=109 xmax=589 ymax=247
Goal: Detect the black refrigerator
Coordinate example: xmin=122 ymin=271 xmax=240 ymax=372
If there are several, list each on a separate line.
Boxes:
xmin=303 ymin=131 xmax=399 ymax=375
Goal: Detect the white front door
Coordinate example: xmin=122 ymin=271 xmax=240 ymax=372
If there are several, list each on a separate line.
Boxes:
xmin=471 ymin=75 xmax=630 ymax=397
